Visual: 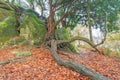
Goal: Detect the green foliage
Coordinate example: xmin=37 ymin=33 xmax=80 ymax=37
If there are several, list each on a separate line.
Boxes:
xmin=93 ymin=0 xmax=120 ymax=32
xmin=55 ymin=27 xmax=71 ymax=40
xmin=0 ymin=15 xmax=18 ymax=45
xmin=0 ymin=8 xmax=14 ymax=20
xmin=116 ymin=49 xmax=120 ymax=57
xmin=107 ymin=12 xmax=119 ymax=32
xmin=58 ymin=0 xmax=120 ymax=32
xmin=1 ymin=37 xmax=30 ymax=49
xmin=109 ymin=33 xmax=120 ymax=41
xmin=1 ymin=0 xmax=120 ymax=33
xmin=103 ymin=32 xmax=120 ymax=57
xmin=55 ymin=27 xmax=77 ymax=52
xmin=20 ymin=11 xmax=46 ymax=45
xmin=104 ymin=48 xmax=111 ymax=56
xmin=13 ymin=51 xmax=32 ymax=57
xmin=6 ymin=37 xmax=27 ymax=45
xmin=104 ymin=48 xmax=120 ymax=58
xmin=0 ymin=21 xmax=7 ymax=28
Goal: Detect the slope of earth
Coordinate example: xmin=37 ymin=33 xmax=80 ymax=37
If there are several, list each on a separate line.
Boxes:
xmin=0 ymin=46 xmax=120 ymax=80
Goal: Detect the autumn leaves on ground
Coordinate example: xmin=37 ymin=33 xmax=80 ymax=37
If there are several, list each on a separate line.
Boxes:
xmin=0 ymin=46 xmax=120 ymax=80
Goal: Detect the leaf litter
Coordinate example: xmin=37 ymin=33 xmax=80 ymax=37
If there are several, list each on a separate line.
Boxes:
xmin=0 ymin=46 xmax=119 ymax=80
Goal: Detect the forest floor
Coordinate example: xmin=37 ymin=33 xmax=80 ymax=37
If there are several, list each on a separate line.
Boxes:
xmin=0 ymin=46 xmax=120 ymax=80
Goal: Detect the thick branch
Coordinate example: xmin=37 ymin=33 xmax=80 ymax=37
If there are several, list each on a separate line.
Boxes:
xmin=95 ymin=30 xmax=107 ymax=47
xmin=53 ymin=0 xmax=78 ymax=28
xmin=57 ymin=36 xmax=100 ymax=53
xmin=54 ymin=10 xmax=73 ymax=28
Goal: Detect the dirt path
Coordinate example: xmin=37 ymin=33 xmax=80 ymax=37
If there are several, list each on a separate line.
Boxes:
xmin=0 ymin=46 xmax=119 ymax=80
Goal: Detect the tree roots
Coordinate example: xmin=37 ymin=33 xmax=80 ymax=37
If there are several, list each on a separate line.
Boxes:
xmin=49 ymin=39 xmax=110 ymax=80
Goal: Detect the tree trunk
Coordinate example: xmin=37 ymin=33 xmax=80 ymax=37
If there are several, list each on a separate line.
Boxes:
xmin=87 ymin=1 xmax=93 ymax=42
xmin=50 ymin=40 xmax=110 ymax=80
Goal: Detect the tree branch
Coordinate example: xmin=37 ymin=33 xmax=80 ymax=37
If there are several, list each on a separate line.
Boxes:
xmin=57 ymin=36 xmax=101 ymax=53
xmin=54 ymin=9 xmax=73 ymax=28
xmin=95 ymin=13 xmax=108 ymax=47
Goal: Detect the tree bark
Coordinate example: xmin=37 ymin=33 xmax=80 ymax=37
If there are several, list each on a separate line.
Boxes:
xmin=57 ymin=36 xmax=101 ymax=53
xmin=50 ymin=40 xmax=110 ymax=80
xmin=87 ymin=1 xmax=93 ymax=42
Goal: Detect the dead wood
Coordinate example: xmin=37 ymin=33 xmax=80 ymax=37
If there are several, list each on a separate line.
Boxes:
xmin=0 ymin=57 xmax=27 ymax=65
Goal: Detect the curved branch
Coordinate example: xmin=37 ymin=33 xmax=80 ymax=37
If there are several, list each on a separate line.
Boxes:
xmin=95 ymin=30 xmax=107 ymax=47
xmin=57 ymin=36 xmax=100 ymax=53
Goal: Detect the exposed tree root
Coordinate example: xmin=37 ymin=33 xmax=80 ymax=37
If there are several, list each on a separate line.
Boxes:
xmin=50 ymin=39 xmax=110 ymax=80
xmin=57 ymin=50 xmax=73 ymax=60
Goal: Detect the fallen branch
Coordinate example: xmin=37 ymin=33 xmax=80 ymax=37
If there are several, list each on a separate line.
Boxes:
xmin=0 ymin=57 xmax=27 ymax=65
xmin=0 ymin=60 xmax=10 ymax=65
xmin=50 ymin=39 xmax=110 ymax=80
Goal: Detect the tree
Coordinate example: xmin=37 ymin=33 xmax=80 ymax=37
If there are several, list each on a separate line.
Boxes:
xmin=58 ymin=0 xmax=120 ymax=44
xmin=87 ymin=0 xmax=93 ymax=42
xmin=1 ymin=0 xmax=120 ymax=79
